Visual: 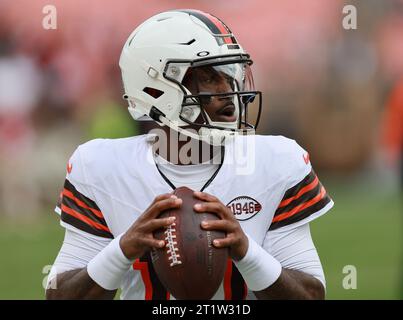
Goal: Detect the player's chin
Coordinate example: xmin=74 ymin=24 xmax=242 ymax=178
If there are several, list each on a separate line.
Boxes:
xmin=214 ymin=114 xmax=237 ymax=122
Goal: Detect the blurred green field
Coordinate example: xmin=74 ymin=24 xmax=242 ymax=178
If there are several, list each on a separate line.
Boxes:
xmin=0 ymin=180 xmax=401 ymax=299
xmin=310 ymin=179 xmax=402 ymax=299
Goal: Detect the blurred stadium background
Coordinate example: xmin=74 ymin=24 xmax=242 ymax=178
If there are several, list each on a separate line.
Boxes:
xmin=0 ymin=0 xmax=402 ymax=299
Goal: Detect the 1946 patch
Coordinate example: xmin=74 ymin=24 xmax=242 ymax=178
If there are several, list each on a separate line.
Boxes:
xmin=226 ymin=196 xmax=262 ymax=221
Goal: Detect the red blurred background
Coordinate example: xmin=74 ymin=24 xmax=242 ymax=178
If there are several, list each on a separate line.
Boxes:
xmin=0 ymin=0 xmax=401 ymax=213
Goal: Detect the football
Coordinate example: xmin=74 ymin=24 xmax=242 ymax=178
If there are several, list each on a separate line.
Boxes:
xmin=151 ymin=186 xmax=228 ymax=300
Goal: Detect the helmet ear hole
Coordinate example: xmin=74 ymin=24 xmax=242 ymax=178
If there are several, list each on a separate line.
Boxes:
xmin=143 ymin=87 xmax=164 ymax=99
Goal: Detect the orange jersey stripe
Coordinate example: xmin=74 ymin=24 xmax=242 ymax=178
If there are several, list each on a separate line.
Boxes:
xmin=272 ymin=186 xmax=327 ymax=223
xmin=61 ymin=204 xmax=111 ymax=233
xmin=278 ymin=176 xmax=319 ymax=208
xmin=62 ymin=188 xmax=104 ymax=219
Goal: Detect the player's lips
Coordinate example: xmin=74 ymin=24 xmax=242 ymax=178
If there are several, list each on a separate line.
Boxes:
xmin=216 ymin=103 xmax=236 ymax=122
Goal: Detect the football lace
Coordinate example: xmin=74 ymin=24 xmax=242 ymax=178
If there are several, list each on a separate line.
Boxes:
xmin=164 ymin=222 xmax=182 ymax=267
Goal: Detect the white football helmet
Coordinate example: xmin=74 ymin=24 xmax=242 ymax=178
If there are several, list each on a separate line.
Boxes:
xmin=119 ymin=9 xmax=262 ymax=145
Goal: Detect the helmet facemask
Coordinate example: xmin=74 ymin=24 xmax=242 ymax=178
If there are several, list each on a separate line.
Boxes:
xmin=163 ymin=54 xmax=262 ymax=145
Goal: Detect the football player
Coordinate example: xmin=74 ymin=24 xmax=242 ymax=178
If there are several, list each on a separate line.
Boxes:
xmin=46 ymin=9 xmax=333 ymax=300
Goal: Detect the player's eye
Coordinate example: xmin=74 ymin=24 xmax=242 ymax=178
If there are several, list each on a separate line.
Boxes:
xmin=198 ymin=73 xmax=214 ymax=84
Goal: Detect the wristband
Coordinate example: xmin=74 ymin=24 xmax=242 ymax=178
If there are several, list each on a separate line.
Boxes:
xmin=234 ymin=233 xmax=282 ymax=291
xmin=87 ymin=234 xmax=134 ymax=290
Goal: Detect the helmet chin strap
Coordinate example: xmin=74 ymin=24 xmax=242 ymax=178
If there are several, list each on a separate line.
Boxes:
xmin=158 ymin=114 xmax=237 ymax=146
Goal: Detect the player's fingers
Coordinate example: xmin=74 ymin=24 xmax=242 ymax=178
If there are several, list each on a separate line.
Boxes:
xmin=212 ymin=236 xmax=236 ymax=248
xmin=152 ymin=193 xmax=176 ymax=204
xmin=200 ymin=219 xmax=233 ymax=232
xmin=194 ymin=202 xmax=231 ymax=219
xmin=193 ymin=191 xmax=218 ymax=203
xmin=145 ymin=197 xmax=182 ymax=219
xmin=140 ymin=237 xmax=166 ymax=249
xmin=139 ymin=194 xmax=176 ymax=221
xmin=143 ymin=216 xmax=176 ymax=232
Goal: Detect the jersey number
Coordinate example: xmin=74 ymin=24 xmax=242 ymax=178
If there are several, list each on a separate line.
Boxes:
xmin=133 ymin=253 xmax=169 ymax=300
xmin=133 ymin=255 xmax=247 ymax=300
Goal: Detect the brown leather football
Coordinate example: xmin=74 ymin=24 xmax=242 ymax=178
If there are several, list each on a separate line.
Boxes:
xmin=151 ymin=186 xmax=228 ymax=300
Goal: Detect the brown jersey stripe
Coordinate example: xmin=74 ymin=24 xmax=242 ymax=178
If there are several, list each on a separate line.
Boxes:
xmin=282 ymin=170 xmax=316 ymax=201
xmin=62 ymin=188 xmax=103 ymax=219
xmin=61 ymin=208 xmax=113 ymax=238
xmin=273 ymin=186 xmax=327 ymax=223
xmin=269 ymin=193 xmax=331 ymax=231
xmin=57 ymin=179 xmax=112 ymax=237
xmin=278 ymin=175 xmax=319 ymax=209
xmin=274 ymin=181 xmax=322 ymax=216
xmin=62 ymin=196 xmax=108 ymax=227
xmin=64 ymin=179 xmax=100 ymax=212
xmin=61 ymin=204 xmax=110 ymax=232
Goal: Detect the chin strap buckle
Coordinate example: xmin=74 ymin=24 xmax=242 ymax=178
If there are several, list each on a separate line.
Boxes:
xmin=149 ymin=106 xmax=166 ymax=123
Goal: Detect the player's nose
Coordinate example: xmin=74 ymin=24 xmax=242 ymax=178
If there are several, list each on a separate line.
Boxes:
xmin=215 ymin=78 xmax=233 ymax=94
xmin=217 ymin=94 xmax=234 ymax=103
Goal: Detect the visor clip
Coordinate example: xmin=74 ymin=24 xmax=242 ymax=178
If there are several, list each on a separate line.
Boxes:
xmin=147 ymin=67 xmax=158 ymax=78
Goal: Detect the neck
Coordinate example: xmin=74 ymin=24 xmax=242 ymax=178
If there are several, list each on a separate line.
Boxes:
xmin=151 ymin=126 xmax=223 ymax=165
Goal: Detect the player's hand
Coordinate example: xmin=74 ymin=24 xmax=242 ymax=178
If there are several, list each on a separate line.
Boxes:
xmin=193 ymin=191 xmax=248 ymax=261
xmin=120 ymin=193 xmax=182 ymax=260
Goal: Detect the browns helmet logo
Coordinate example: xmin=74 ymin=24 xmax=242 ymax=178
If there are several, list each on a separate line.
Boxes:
xmin=226 ymin=196 xmax=262 ymax=221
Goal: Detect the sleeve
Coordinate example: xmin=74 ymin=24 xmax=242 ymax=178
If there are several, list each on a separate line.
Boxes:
xmin=54 ymin=146 xmax=113 ymax=239
xmin=47 ymin=228 xmax=112 ymax=287
xmin=263 ymin=223 xmax=326 ymax=289
xmin=269 ymin=141 xmax=334 ymax=231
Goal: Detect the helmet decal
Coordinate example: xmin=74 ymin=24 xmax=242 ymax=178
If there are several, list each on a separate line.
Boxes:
xmin=178 ymin=9 xmax=237 ymax=45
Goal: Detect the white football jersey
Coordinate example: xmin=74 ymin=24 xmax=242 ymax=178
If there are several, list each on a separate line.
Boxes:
xmin=55 ymin=134 xmax=333 ymax=300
